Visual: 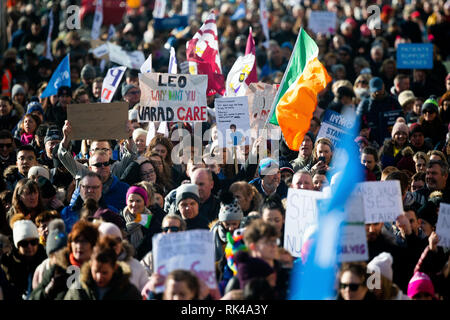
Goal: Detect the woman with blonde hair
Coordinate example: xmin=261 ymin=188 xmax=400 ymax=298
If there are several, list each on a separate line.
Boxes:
xmin=311 ymin=138 xmax=334 ymax=174
xmin=229 ymin=181 xmax=263 ymax=216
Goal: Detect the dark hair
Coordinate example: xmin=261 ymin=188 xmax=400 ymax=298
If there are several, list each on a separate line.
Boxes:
xmin=91 ymin=236 xmax=118 ymax=267
xmin=385 ymin=170 xmax=410 ymax=195
xmin=11 ymin=178 xmax=43 ymax=218
xmin=81 ymin=171 xmax=102 ymax=182
xmin=244 ymin=219 xmax=279 ymax=245
xmin=339 ymin=262 xmax=369 ymax=285
xmin=139 ymin=159 xmax=163 ymax=184
xmin=0 ymin=129 xmax=13 ymax=140
xmin=362 ymin=146 xmax=379 ymax=162
xmin=20 ymin=113 xmax=41 ymax=135
xmin=17 ymin=144 xmax=37 ymax=157
xmin=35 ymin=210 xmax=60 ymax=227
xmin=243 ymin=278 xmax=275 ymax=300
xmin=68 ymin=220 xmax=99 ymax=251
xmin=427 ymin=160 xmax=449 ymax=176
xmin=164 ymin=270 xmax=200 ymax=300
xmin=261 ymin=194 xmax=285 ymax=217
xmin=0 ymin=96 xmax=12 ymax=105
xmin=411 ymin=172 xmax=426 ymax=183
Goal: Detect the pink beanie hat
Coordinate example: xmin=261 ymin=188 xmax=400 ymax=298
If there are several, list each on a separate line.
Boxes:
xmin=391 ymin=118 xmax=409 ymax=138
xmin=407 ymin=272 xmax=435 ymax=299
xmin=126 ymin=186 xmax=148 ymax=206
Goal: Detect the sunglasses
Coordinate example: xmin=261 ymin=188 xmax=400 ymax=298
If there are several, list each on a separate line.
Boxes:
xmin=18 ymin=239 xmax=39 ymax=247
xmin=91 ymin=161 xmax=111 ymax=168
xmin=0 ymin=143 xmax=12 ymax=148
xmin=162 ymin=226 xmax=179 ymax=232
xmin=339 ymin=283 xmax=361 ymax=291
xmin=357 ymin=80 xmax=368 ymax=85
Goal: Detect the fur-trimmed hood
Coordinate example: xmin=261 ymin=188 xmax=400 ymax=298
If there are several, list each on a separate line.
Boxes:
xmin=53 ymin=248 xmax=71 ymax=270
xmin=401 ymin=146 xmax=414 ymax=157
xmin=3 ymin=165 xmax=18 ymax=180
xmin=118 ymin=240 xmax=135 ymax=262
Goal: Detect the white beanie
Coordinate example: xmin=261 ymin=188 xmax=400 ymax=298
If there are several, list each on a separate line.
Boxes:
xmin=13 ymin=220 xmax=39 ymax=248
xmin=27 ymin=166 xmax=50 ymax=180
xmin=367 ymin=252 xmax=393 ymax=281
xmin=98 ymin=222 xmax=123 ymax=240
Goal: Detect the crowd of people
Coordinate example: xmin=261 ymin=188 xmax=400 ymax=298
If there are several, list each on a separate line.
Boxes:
xmin=0 ymin=0 xmax=449 ymax=301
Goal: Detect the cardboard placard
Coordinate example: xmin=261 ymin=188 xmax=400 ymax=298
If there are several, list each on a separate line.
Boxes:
xmin=436 ymin=203 xmax=450 ymax=248
xmin=246 ymin=82 xmax=277 ymax=132
xmin=152 ymin=230 xmax=216 ymax=293
xmin=138 ymin=72 xmax=208 ymax=122
xmin=308 ymin=11 xmax=337 ymax=35
xmin=316 ymin=109 xmax=354 ymax=148
xmin=67 ymin=102 xmax=129 ymax=140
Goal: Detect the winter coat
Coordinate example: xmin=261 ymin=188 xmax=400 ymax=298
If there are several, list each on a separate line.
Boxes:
xmin=118 ymin=241 xmax=149 ymax=291
xmin=210 ymin=221 xmax=227 ymax=262
xmin=3 ymin=165 xmax=25 ymax=191
xmin=0 ymin=245 xmax=47 ymax=299
xmin=379 ymin=140 xmax=414 ymax=170
xmin=64 ymin=261 xmax=141 ymax=300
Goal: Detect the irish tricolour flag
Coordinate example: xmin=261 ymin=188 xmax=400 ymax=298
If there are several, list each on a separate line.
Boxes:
xmin=134 ymin=213 xmax=152 ymax=229
xmin=268 ymin=28 xmax=331 ymax=151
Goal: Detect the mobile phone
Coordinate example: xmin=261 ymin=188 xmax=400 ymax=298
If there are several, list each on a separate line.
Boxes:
xmin=318 ymin=156 xmax=326 ymax=163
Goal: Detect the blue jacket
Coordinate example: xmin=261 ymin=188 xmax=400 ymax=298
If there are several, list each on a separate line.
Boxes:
xmin=69 ymin=175 xmax=129 ymax=212
xmin=249 ymin=177 xmax=288 ymax=200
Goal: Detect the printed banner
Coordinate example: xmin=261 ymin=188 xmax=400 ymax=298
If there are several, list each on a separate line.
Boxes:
xmin=436 ymin=203 xmax=450 ymax=248
xmin=138 ymin=72 xmax=208 ymax=122
xmin=397 ymin=43 xmax=433 ymax=69
xmin=246 ymin=82 xmax=277 ymax=131
xmin=101 ymin=66 xmax=126 ymax=103
xmin=316 ymin=109 xmax=354 ymax=148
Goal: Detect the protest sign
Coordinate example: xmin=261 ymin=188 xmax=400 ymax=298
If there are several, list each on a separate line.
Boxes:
xmin=67 ymin=102 xmax=128 ymax=140
xmin=436 ymin=203 xmax=450 ymax=248
xmin=284 ymin=188 xmax=327 ymax=257
xmin=154 ymin=15 xmax=189 ymax=30
xmin=152 ymin=230 xmax=216 ymax=293
xmin=337 ymin=194 xmax=369 ymax=262
xmin=101 ymin=66 xmax=127 ymax=103
xmin=378 ymin=110 xmax=403 ymax=144
xmin=107 ymin=42 xmax=145 ymax=70
xmin=138 ymin=72 xmax=208 ymax=122
xmin=214 ymin=96 xmax=251 ymax=148
xmin=316 ymin=109 xmax=354 ymax=148
xmin=353 ymin=180 xmax=403 ymax=223
xmin=246 ymin=82 xmax=277 ymax=131
xmin=397 ymin=43 xmax=433 ymax=69
xmin=308 ymin=11 xmax=337 ymax=35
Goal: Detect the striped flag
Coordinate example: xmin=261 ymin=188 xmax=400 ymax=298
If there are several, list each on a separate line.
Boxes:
xmin=186 ymin=11 xmax=225 ymax=96
xmin=267 ymin=28 xmax=331 ymax=151
xmin=134 ymin=213 xmax=152 ymax=229
xmin=245 ymin=27 xmax=258 ymax=84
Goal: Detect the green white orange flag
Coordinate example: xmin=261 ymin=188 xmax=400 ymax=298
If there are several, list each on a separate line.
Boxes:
xmin=134 ymin=213 xmax=152 ymax=229
xmin=267 ymin=28 xmax=331 ymax=151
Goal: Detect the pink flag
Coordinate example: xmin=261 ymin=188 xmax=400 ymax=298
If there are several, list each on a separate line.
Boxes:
xmin=186 ymin=11 xmax=225 ymax=96
xmin=245 ymin=27 xmax=258 ymax=85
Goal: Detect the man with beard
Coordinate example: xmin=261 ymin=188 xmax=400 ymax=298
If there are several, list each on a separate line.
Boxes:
xmin=414 ymin=160 xmax=450 ymax=203
xmin=290 ymin=132 xmax=315 ymax=172
xmin=250 ymin=158 xmax=288 ymax=200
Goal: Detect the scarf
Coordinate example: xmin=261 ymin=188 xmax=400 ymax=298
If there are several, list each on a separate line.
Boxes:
xmin=69 ymin=252 xmax=82 ymax=268
xmin=123 ymin=207 xmax=152 ymax=250
xmin=20 ymin=133 xmax=34 ymax=145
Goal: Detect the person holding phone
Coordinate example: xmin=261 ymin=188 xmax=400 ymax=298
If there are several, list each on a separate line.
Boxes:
xmin=311 ymin=138 xmax=334 ymax=174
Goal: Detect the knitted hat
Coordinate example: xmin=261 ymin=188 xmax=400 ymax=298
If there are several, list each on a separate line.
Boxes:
xmin=13 ymin=220 xmax=39 ymax=248
xmin=421 ymin=96 xmax=439 ymax=114
xmin=398 ymin=90 xmax=415 ymax=107
xmin=219 ymin=191 xmax=244 ymax=222
xmin=98 ymin=221 xmax=123 ymax=240
xmin=305 ymin=131 xmax=316 ymax=144
xmin=122 ymin=83 xmax=137 ymax=97
xmin=367 ymin=252 xmax=393 ymax=281
xmin=93 ymin=208 xmax=126 ymax=230
xmin=407 ymin=272 xmax=435 ymax=299
xmin=409 ymin=123 xmax=423 ymax=137
xmin=26 ymin=101 xmax=44 ymax=115
xmin=176 ymin=183 xmax=200 ymax=207
xmin=44 ymin=130 xmax=62 ymax=144
xmin=37 ymin=176 xmax=56 ymax=199
xmin=80 ymin=64 xmax=96 ymax=80
xmin=46 ymin=219 xmax=67 ymax=256
xmin=258 ymin=157 xmax=279 ymax=176
xmin=28 ymin=166 xmax=50 ymax=180
xmin=12 ymin=84 xmax=25 ymax=98
xmin=126 ymin=186 xmax=148 ymax=206
xmin=234 ymin=250 xmax=274 ymax=289
xmin=279 ymin=158 xmax=294 ymax=174
xmin=391 ymin=119 xmax=409 ymax=138
xmin=417 ymin=201 xmax=438 ymax=226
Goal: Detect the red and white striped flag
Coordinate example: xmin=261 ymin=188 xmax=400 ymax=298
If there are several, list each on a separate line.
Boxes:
xmin=186 ymin=11 xmax=225 ymax=96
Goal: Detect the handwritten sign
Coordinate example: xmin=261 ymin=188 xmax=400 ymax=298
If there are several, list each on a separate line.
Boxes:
xmin=397 ymin=43 xmax=433 ymax=69
xmin=284 ymin=188 xmax=327 ymax=258
xmin=152 ymin=230 xmax=216 ymax=293
xmin=436 ymin=203 xmax=450 ymax=248
xmin=308 ymin=11 xmax=337 ymax=35
xmin=353 ymin=180 xmax=403 ymax=223
xmin=214 ymin=96 xmax=251 ymax=147
xmin=316 ymin=109 xmax=354 ymax=148
xmin=246 ymin=82 xmax=277 ymax=131
xmin=67 ymin=102 xmax=128 ymax=140
xmin=337 ymin=194 xmax=369 ymax=262
xmin=138 ymin=72 xmax=208 ymax=122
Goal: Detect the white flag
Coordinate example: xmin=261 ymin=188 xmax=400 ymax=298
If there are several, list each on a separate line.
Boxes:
xmin=153 ymin=0 xmax=166 ymax=18
xmin=260 ymin=0 xmax=270 ymax=48
xmin=157 ymin=122 xmax=169 ymax=137
xmin=91 ymin=0 xmax=103 ymax=40
xmin=182 ymin=0 xmax=196 ymax=17
xmin=45 ymin=10 xmax=54 ymax=61
xmin=146 ymin=122 xmax=156 ymax=146
xmin=225 ymin=54 xmax=256 ymax=97
xmin=140 ymin=54 xmax=152 ymax=73
xmin=168 ymin=47 xmax=177 ymax=74
xmin=101 ymin=66 xmax=127 ymax=103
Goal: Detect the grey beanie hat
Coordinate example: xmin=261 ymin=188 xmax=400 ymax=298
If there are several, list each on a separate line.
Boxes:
xmin=219 ymin=191 xmax=244 ymax=222
xmin=176 ymin=183 xmax=200 ymax=207
xmin=81 ymin=64 xmax=96 ymax=80
xmin=122 ymin=83 xmax=137 ymax=96
xmin=46 ymin=219 xmax=67 ymax=256
xmin=12 ymin=84 xmax=25 ymax=98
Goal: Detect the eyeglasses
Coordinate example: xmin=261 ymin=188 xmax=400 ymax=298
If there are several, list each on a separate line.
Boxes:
xmin=18 ymin=239 xmax=39 ymax=247
xmin=357 ymin=80 xmax=368 ymax=85
xmin=81 ymin=184 xmax=101 ymax=190
xmin=162 ymin=226 xmax=180 ymax=232
xmin=339 ymin=283 xmax=362 ymax=291
xmin=91 ymin=161 xmax=111 ymax=168
xmin=0 ymin=143 xmax=12 ymax=148
xmin=91 ymin=148 xmax=111 ymax=153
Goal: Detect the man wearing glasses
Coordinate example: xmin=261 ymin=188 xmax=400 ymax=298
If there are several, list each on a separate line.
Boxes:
xmin=1 ymin=220 xmax=47 ymax=300
xmin=57 ymin=120 xmax=133 ymax=211
xmin=0 ymin=129 xmax=16 ymax=176
xmin=5 ymin=145 xmax=38 ymax=191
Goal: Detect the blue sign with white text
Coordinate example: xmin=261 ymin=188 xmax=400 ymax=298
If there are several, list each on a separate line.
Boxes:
xmin=397 ymin=43 xmax=433 ymax=69
xmin=154 ymin=15 xmax=189 ymax=30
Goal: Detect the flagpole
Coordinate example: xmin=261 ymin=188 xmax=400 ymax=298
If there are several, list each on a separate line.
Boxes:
xmin=263 ymin=28 xmax=304 ymax=131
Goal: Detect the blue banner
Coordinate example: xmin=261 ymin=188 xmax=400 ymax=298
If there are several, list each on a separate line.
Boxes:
xmin=154 ymin=15 xmax=189 ymax=30
xmin=40 ymin=54 xmax=71 ymax=98
xmin=397 ymin=43 xmax=433 ymax=69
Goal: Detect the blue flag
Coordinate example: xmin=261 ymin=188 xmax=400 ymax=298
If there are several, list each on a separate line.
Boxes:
xmin=289 ymin=110 xmax=364 ymax=300
xmin=40 ymin=54 xmax=71 ymax=98
xmin=231 ymin=3 xmax=246 ymax=21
